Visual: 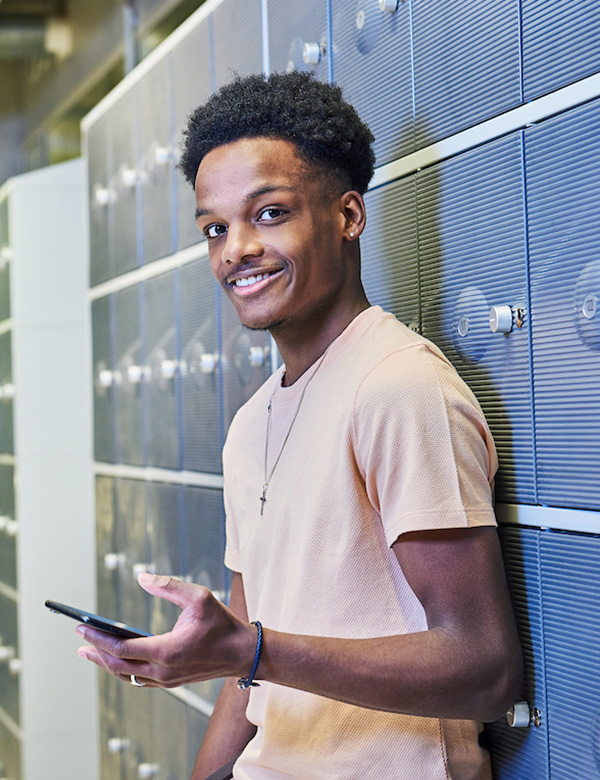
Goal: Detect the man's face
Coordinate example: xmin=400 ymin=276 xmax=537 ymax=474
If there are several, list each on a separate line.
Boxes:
xmin=194 ymin=137 xmax=351 ymax=334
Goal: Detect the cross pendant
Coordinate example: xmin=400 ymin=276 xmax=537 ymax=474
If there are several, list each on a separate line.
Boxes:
xmin=260 ymin=483 xmax=268 ymax=516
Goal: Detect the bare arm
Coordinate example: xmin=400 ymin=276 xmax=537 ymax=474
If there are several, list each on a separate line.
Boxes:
xmin=78 ymin=526 xmax=521 ymax=724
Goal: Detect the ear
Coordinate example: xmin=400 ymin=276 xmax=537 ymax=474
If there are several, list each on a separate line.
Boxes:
xmin=339 ymin=190 xmax=367 ymax=241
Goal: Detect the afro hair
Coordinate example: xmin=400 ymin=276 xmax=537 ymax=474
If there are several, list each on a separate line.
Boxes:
xmin=179 ymin=71 xmax=375 ymax=195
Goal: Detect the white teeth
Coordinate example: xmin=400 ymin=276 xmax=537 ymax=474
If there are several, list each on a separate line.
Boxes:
xmin=233 ymin=273 xmax=270 ymax=288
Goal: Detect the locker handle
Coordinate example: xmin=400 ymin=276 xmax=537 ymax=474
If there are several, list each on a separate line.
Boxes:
xmin=9 ymin=657 xmax=22 ymax=675
xmin=132 ymin=562 xmax=156 ymax=577
xmin=0 ymin=246 xmax=13 ymax=261
xmin=0 ymin=383 xmax=15 ymax=400
xmin=0 ymin=646 xmax=15 ymax=661
xmin=153 ymin=145 xmax=171 ymax=166
xmin=108 ymin=737 xmax=130 ymax=753
xmin=104 ymin=552 xmax=126 ymax=571
xmin=138 ymin=763 xmax=160 ymax=778
xmin=379 ymin=0 xmax=399 ymax=12
xmin=303 ymin=41 xmax=325 ymax=66
xmin=506 ymin=700 xmax=542 ymax=728
xmin=489 ymin=305 xmax=513 ymax=334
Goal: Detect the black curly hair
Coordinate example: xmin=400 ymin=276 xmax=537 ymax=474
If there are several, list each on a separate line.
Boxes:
xmin=179 ymin=71 xmax=375 ymax=195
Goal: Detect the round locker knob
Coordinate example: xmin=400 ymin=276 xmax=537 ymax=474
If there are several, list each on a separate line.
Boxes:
xmin=302 ymin=42 xmax=322 ymax=65
xmin=1 ymin=383 xmax=15 ymax=400
xmin=153 ymin=146 xmax=171 ymax=166
xmin=0 ymin=515 xmax=8 ymax=531
xmin=138 ymin=763 xmax=159 ymax=778
xmin=5 ymin=520 xmax=18 ymax=537
xmin=0 ymin=246 xmax=13 ymax=261
xmin=94 ymin=186 xmax=115 ymax=206
xmin=378 ymin=0 xmax=399 ymax=12
xmin=506 ymin=700 xmax=531 ymax=728
xmin=0 ymin=646 xmax=15 ymax=661
xmin=108 ymin=737 xmax=130 ymax=753
xmin=249 ymin=346 xmax=267 ymax=368
xmin=132 ymin=562 xmax=156 ymax=577
xmin=104 ymin=552 xmax=126 ymax=571
xmin=121 ymin=168 xmax=138 ymax=188
xmin=160 ymin=359 xmax=178 ymax=380
xmin=127 ymin=364 xmax=145 ymax=384
xmin=9 ymin=657 xmax=22 ymax=675
xmin=582 ymin=293 xmax=598 ymax=320
xmin=200 ymin=353 xmax=219 ymax=374
xmin=489 ymin=305 xmax=513 ymax=334
xmin=98 ymin=368 xmax=114 ymax=388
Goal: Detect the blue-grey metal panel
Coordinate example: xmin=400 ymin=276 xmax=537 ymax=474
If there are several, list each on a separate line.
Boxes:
xmin=180 ymin=258 xmax=222 ymax=474
xmin=522 ymin=0 xmax=600 ymax=102
xmin=412 ymin=0 xmax=521 ymax=148
xmin=0 ymin=331 xmax=13 ymax=455
xmin=146 ymin=482 xmax=182 ymax=635
xmin=485 ymin=526 xmax=549 ymax=779
xmin=187 ymin=706 xmax=210 ymax=776
xmin=114 ymin=478 xmax=150 ymax=632
xmin=170 ymin=18 xmax=212 ymax=252
xmin=0 ymin=721 xmax=21 ymax=780
xmin=362 ymin=174 xmax=419 ymax=328
xmin=99 ymin=671 xmax=125 ymax=780
xmin=540 ymin=530 xmax=600 ymax=780
xmin=331 ymin=0 xmax=413 ymax=165
xmin=0 ymin=233 xmax=10 ymax=320
xmin=0 ymin=464 xmax=16 ymax=591
xmin=92 ymin=296 xmax=116 ymax=464
xmin=114 ymin=285 xmax=144 ymax=466
xmin=419 ymin=133 xmax=535 ymax=503
xmin=121 ymin=683 xmax=156 ymax=780
xmin=525 ymin=99 xmax=600 ymax=510
xmin=153 ymin=691 xmax=190 ymax=780
xmin=221 ymin=295 xmax=272 ymax=435
xmin=87 ymin=112 xmax=115 ymax=286
xmin=212 ymin=0 xmax=263 ymax=89
xmin=0 ymin=592 xmax=18 ymax=725
xmin=139 ymin=58 xmax=176 ymax=265
xmin=143 ymin=271 xmax=180 ymax=470
xmin=267 ymin=0 xmax=329 ymax=81
xmin=96 ymin=476 xmax=119 ymax=620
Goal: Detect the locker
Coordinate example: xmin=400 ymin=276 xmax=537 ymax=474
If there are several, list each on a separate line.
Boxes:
xmin=114 ymin=479 xmax=150 ymax=632
xmin=361 ymin=174 xmax=419 ymax=328
xmin=184 ymin=485 xmax=227 ymax=708
xmin=0 ymin=331 xmax=14 ymax=455
xmin=212 ymin=0 xmax=263 ymax=89
xmin=331 ymin=0 xmax=413 ymax=165
xmin=152 ymin=691 xmax=190 ymax=780
xmin=146 ymin=482 xmax=182 ymax=635
xmin=139 ymin=58 xmax=176 ymax=265
xmin=92 ymin=296 xmax=116 ymax=464
xmin=540 ymin=531 xmax=600 ymax=780
xmin=0 ymin=592 xmax=19 ymax=725
xmin=0 ymin=464 xmax=16 ymax=591
xmin=0 ymin=254 xmax=9 ymax=323
xmin=96 ymin=476 xmax=119 ymax=620
xmin=187 ymin=706 xmax=210 ymax=777
xmin=221 ymin=295 xmax=271 ymax=436
xmin=121 ymin=683 xmax=157 ymax=780
xmin=180 ymin=258 xmax=222 ymax=474
xmin=418 ymin=133 xmax=535 ymax=504
xmin=0 ymin=722 xmax=21 ymax=780
xmin=87 ymin=111 xmax=114 ymax=286
xmin=114 ymin=285 xmax=144 ymax=466
xmin=522 ymin=0 xmax=600 ymax=101
xmin=170 ymin=17 xmax=213 ymax=252
xmin=485 ymin=526 xmax=549 ymax=779
xmin=143 ymin=271 xmax=180 ymax=470
xmin=99 ymin=672 xmax=126 ymax=780
xmin=267 ymin=0 xmax=330 ymax=82
xmin=525 ymin=99 xmax=600 ymax=510
xmin=412 ymin=0 xmax=521 ymax=148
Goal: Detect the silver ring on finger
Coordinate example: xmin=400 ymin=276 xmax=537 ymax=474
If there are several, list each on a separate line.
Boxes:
xmin=130 ymin=674 xmax=146 ymax=687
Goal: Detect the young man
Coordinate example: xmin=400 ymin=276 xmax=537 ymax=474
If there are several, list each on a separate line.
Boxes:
xmin=78 ymin=72 xmax=522 ymax=780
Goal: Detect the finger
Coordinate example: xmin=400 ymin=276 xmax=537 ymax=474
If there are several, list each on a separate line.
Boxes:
xmin=137 ymin=572 xmax=210 ymax=609
xmin=75 ymin=625 xmax=154 ymax=661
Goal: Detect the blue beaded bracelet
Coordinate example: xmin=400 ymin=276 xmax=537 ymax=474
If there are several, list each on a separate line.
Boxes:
xmin=237 ymin=620 xmax=263 ymax=689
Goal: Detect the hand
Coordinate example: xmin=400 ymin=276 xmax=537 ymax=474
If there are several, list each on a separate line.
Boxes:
xmin=77 ymin=573 xmax=256 ymax=688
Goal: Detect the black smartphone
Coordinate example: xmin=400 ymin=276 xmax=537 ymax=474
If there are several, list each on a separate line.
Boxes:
xmin=45 ymin=600 xmax=153 ymax=639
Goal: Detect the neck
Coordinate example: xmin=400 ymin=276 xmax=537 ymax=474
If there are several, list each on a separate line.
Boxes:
xmin=273 ymin=295 xmax=370 ymax=386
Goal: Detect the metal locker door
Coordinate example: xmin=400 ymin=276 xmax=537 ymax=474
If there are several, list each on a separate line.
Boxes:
xmin=540 ymin=530 xmax=600 ymax=780
xmin=144 ymin=271 xmax=180 ymax=470
xmin=0 ymin=331 xmax=14 ymax=455
xmin=114 ymin=285 xmax=145 ymax=466
xmin=412 ymin=0 xmax=521 ymax=148
xmin=114 ymin=478 xmax=150 ymax=632
xmin=180 ymin=258 xmax=222 ymax=474
xmin=485 ymin=526 xmax=549 ymax=780
xmin=331 ymin=0 xmax=413 ymax=166
xmin=0 ymin=592 xmax=18 ymax=726
xmin=0 ymin=199 xmax=10 ymax=319
xmin=87 ymin=111 xmax=115 ymax=286
xmin=0 ymin=464 xmax=16 ymax=591
xmin=96 ymin=475 xmax=119 ymax=620
xmin=361 ymin=174 xmax=419 ymax=328
xmin=187 ymin=706 xmax=210 ymax=777
xmin=418 ymin=133 xmax=535 ymax=504
xmin=108 ymin=89 xmax=141 ymax=278
xmin=92 ymin=295 xmax=116 ymax=464
xmin=221 ymin=295 xmax=271 ymax=437
xmin=121 ymin=683 xmax=157 ymax=780
xmin=152 ymin=691 xmax=190 ymax=780
xmin=212 ymin=0 xmax=263 ymax=89
xmin=139 ymin=58 xmax=176 ymax=266
xmin=184 ymin=485 xmax=227 ymax=709
xmin=522 ymin=0 xmax=600 ymax=102
xmin=146 ymin=482 xmax=182 ymax=636
xmin=266 ymin=0 xmax=330 ymax=80
xmin=170 ymin=18 xmax=212 ymax=253
xmin=525 ymin=99 xmax=600 ymax=511
xmin=0 ymin=723 xmax=21 ymax=780
xmin=99 ymin=672 xmax=126 ymax=780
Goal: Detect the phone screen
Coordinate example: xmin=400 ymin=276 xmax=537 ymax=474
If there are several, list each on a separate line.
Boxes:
xmin=45 ymin=600 xmax=153 ymax=639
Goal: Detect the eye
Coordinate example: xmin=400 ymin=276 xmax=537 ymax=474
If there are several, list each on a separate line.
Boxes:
xmin=258 ymin=207 xmax=285 ymax=222
xmin=204 ymin=223 xmax=227 ymax=239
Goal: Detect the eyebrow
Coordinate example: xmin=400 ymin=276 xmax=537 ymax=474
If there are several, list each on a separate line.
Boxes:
xmin=195 ymin=184 xmax=296 ymax=220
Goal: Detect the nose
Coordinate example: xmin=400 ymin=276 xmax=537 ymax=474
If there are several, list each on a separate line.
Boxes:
xmin=222 ymin=222 xmax=264 ymax=265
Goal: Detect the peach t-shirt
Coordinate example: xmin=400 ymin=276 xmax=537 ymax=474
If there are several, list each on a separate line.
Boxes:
xmin=223 ymin=306 xmax=497 ymax=780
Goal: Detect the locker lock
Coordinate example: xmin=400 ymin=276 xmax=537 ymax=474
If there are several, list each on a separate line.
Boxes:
xmin=0 ymin=383 xmax=15 ymax=400
xmin=107 ymin=737 xmax=130 ymax=753
xmin=133 ymin=562 xmax=156 ymax=577
xmin=160 ymin=359 xmax=178 ymax=380
xmin=121 ymin=167 xmax=139 ymax=189
xmin=98 ymin=368 xmax=114 ymax=388
xmin=489 ymin=305 xmax=513 ymax=334
xmin=127 ymin=364 xmax=147 ymax=385
xmin=94 ymin=185 xmax=116 ymax=207
xmin=138 ymin=763 xmax=160 ymax=779
xmin=200 ymin=352 xmax=219 ymax=374
xmin=303 ymin=41 xmax=325 ymax=66
xmin=9 ymin=657 xmax=22 ymax=675
xmin=0 ymin=646 xmax=15 ymax=662
xmin=153 ymin=145 xmax=171 ymax=166
xmin=379 ymin=0 xmax=399 ymax=12
xmin=506 ymin=700 xmax=542 ymax=728
xmin=104 ymin=552 xmax=126 ymax=571
xmin=4 ymin=520 xmax=18 ymax=537
xmin=249 ymin=345 xmax=269 ymax=368
xmin=0 ymin=246 xmax=13 ymax=262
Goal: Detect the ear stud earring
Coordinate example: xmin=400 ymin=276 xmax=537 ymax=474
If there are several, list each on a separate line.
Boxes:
xmin=349 ymin=232 xmax=355 ymax=238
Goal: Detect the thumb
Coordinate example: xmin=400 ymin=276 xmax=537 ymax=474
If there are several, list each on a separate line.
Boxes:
xmin=137 ymin=572 xmax=206 ymax=609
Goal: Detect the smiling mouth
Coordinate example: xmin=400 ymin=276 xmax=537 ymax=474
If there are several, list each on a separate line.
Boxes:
xmin=228 ymin=269 xmax=283 ymax=292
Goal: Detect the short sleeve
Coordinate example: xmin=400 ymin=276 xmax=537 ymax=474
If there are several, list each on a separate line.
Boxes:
xmin=352 ymin=345 xmax=498 ymax=547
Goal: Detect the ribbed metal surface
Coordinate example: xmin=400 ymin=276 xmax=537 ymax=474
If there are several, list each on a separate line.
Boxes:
xmin=0 ymin=721 xmax=21 ymax=780
xmin=522 ymin=0 xmax=600 ymax=101
xmin=540 ymin=531 xmax=600 ymax=779
xmin=0 ymin=331 xmax=13 ymax=455
xmin=419 ymin=133 xmax=535 ymax=503
xmin=412 ymin=0 xmax=521 ymax=148
xmin=0 ymin=463 xmax=15 ymax=591
xmin=0 ymin=591 xmax=18 ymax=724
xmin=153 ymin=690 xmax=190 ymax=779
xmin=187 ymin=706 xmax=210 ymax=774
xmin=0 ymin=259 xmax=10 ymax=323
xmin=170 ymin=18 xmax=212 ymax=252
xmin=331 ymin=0 xmax=413 ymax=165
xmin=267 ymin=0 xmax=329 ymax=81
xmin=486 ymin=526 xmax=549 ymax=779
xmin=87 ymin=113 xmax=113 ymax=286
xmin=143 ymin=271 xmax=180 ymax=470
xmin=95 ymin=476 xmax=118 ymax=619
xmin=139 ymin=58 xmax=175 ymax=265
xmin=99 ymin=672 xmax=125 ymax=780
xmin=180 ymin=258 xmax=222 ymax=474
xmin=114 ymin=478 xmax=149 ymax=632
xmin=362 ymin=174 xmax=419 ymax=328
xmin=121 ymin=682 xmax=156 ymax=780
xmin=525 ymin=99 xmax=600 ymax=510
xmin=114 ymin=286 xmax=144 ymax=466
xmin=92 ymin=296 xmax=116 ymax=464
xmin=212 ymin=0 xmax=263 ymax=89
xmin=146 ymin=481 xmax=182 ymax=635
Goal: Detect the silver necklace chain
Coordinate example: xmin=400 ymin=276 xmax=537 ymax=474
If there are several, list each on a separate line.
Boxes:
xmin=260 ymin=349 xmax=329 ymax=516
